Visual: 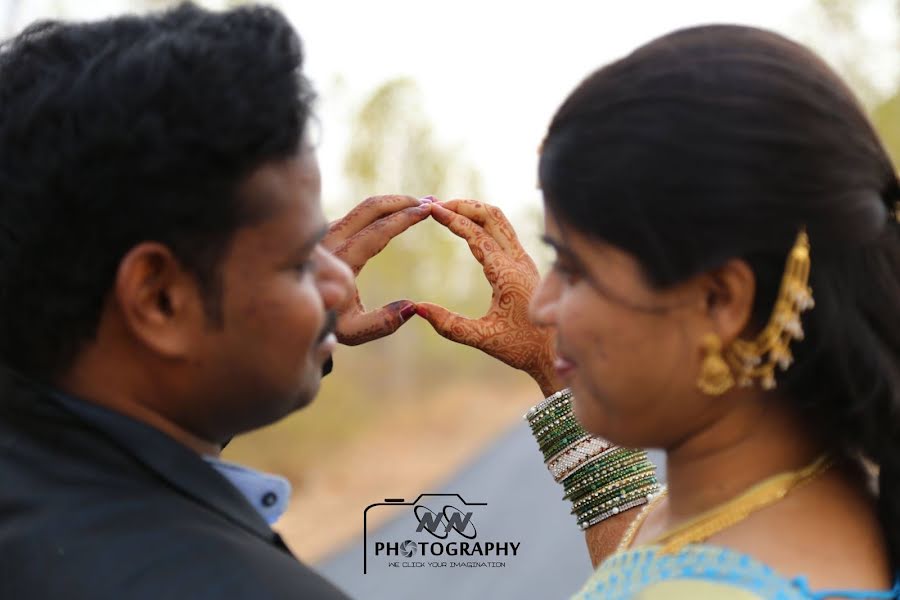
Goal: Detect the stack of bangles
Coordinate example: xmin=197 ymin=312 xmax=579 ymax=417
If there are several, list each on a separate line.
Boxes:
xmin=525 ymin=388 xmax=661 ymax=530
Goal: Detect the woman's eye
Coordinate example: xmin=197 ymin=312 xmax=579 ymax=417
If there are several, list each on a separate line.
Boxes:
xmin=551 ymin=259 xmax=581 ymax=284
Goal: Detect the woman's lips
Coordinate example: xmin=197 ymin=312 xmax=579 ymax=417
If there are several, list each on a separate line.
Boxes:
xmin=554 ymin=356 xmax=577 ymax=378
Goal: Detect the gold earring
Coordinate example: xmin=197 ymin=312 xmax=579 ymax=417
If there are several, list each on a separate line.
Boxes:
xmin=726 ymin=229 xmax=813 ymax=391
xmin=697 ymin=333 xmax=735 ymax=396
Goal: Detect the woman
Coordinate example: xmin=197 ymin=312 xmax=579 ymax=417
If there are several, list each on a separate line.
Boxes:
xmin=413 ymin=24 xmax=900 ymax=599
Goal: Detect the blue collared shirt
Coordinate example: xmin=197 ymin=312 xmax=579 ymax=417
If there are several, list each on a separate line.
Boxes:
xmin=203 ymin=456 xmax=292 ymax=525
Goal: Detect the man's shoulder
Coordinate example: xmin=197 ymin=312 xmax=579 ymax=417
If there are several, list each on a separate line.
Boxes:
xmin=1 ymin=528 xmax=350 ymax=600
xmin=0 ymin=378 xmax=350 ymax=599
xmin=0 ymin=479 xmax=349 ymax=600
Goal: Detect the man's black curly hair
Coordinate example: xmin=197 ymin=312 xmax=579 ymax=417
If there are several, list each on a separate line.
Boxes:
xmin=0 ymin=2 xmax=314 ymax=380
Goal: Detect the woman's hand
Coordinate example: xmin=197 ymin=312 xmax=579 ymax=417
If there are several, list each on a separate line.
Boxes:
xmin=417 ymin=200 xmax=561 ymax=396
xmin=323 ymin=195 xmax=431 ymax=345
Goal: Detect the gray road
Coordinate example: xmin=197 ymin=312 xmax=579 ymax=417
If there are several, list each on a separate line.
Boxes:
xmin=316 ymin=424 xmax=665 ymax=600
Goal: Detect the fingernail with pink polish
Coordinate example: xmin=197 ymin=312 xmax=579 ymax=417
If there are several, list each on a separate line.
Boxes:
xmin=419 ymin=195 xmax=436 ymax=203
xmin=400 ymin=304 xmax=418 ymax=322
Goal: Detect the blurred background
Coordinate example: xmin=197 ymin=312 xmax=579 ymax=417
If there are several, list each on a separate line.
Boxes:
xmin=2 ymin=0 xmax=897 ymax=596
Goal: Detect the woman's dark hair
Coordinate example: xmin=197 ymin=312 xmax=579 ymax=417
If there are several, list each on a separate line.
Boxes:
xmin=0 ymin=3 xmax=314 ymax=380
xmin=540 ymin=25 xmax=900 ymax=569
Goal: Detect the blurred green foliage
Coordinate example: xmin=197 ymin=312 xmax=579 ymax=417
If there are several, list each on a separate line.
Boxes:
xmin=228 ymin=3 xmax=899 ymax=472
xmin=873 ymin=95 xmax=900 ymax=167
xmin=11 ymin=0 xmax=893 ymax=472
xmin=227 ymin=79 xmax=527 ymax=473
xmin=327 ymin=77 xmax=525 ymax=398
xmin=809 ymin=0 xmax=899 ymax=166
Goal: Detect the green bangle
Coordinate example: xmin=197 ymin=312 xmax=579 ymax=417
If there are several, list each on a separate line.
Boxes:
xmin=571 ymin=477 xmax=657 ymax=515
xmin=564 ymin=451 xmax=651 ymax=487
xmin=532 ymin=416 xmax=579 ymax=448
xmin=539 ymin=423 xmax=586 ymax=455
xmin=571 ymin=468 xmax=659 ymax=511
xmin=526 ymin=388 xmax=660 ymax=530
xmin=528 ymin=403 xmax=574 ymax=431
xmin=574 ymin=482 xmax=661 ymax=519
xmin=567 ymin=462 xmax=658 ymax=503
xmin=562 ymin=449 xmax=648 ymax=493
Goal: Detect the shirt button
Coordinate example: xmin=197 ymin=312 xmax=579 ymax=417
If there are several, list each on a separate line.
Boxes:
xmin=261 ymin=492 xmax=278 ymax=507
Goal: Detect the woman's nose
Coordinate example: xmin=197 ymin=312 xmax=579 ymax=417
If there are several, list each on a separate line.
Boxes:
xmin=529 ymin=274 xmax=560 ymax=327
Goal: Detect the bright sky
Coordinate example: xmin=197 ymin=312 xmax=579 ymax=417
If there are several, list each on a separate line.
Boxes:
xmin=3 ymin=0 xmax=899 ymax=227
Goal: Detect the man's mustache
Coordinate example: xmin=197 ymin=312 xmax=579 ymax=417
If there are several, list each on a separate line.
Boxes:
xmin=319 ymin=311 xmax=337 ymax=377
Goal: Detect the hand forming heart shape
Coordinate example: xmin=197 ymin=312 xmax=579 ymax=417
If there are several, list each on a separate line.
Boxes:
xmin=322 ymin=194 xmax=559 ymax=396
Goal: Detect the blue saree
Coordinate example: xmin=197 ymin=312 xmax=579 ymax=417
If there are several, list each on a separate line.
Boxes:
xmin=573 ymin=544 xmax=900 ymax=599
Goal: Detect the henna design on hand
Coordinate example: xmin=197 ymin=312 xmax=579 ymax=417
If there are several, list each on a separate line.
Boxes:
xmin=323 ymin=195 xmax=429 ymax=345
xmin=418 ymin=201 xmax=559 ymax=395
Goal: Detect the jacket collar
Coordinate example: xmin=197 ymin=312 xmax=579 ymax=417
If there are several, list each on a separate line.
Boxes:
xmin=0 ymin=364 xmax=280 ymax=545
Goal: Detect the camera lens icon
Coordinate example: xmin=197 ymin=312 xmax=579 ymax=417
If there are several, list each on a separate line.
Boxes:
xmin=401 ymin=540 xmax=417 ymax=558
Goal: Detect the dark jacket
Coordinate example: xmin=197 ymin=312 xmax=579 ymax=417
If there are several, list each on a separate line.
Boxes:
xmin=0 ymin=365 xmax=350 ymax=599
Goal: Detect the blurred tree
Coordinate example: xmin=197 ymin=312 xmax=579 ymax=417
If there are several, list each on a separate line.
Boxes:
xmin=335 ymin=78 xmax=502 ymax=400
xmin=805 ymin=0 xmax=897 ymax=104
xmin=873 ymin=94 xmax=900 ymax=166
xmin=342 ymin=78 xmax=485 ymax=307
xmin=225 ymin=80 xmax=515 ymax=475
xmin=806 ymin=0 xmax=899 ymax=166
xmin=343 ymin=78 xmax=482 ymax=203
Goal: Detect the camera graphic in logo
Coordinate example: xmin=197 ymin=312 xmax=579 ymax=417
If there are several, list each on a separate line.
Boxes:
xmin=363 ymin=493 xmax=488 ymax=574
xmin=400 ymin=540 xmax=417 ymax=558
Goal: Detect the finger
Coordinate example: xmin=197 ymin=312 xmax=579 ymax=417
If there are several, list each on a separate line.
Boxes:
xmin=430 ymin=204 xmax=506 ymax=269
xmin=415 ymin=302 xmax=484 ymax=348
xmin=337 ymin=300 xmax=418 ymax=346
xmin=438 ymin=199 xmax=524 ymax=258
xmin=334 ymin=204 xmax=431 ymax=273
xmin=325 ymin=195 xmax=423 ymax=249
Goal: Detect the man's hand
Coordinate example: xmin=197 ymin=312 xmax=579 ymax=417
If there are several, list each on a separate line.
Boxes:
xmin=323 ymin=195 xmax=431 ymax=346
xmin=417 ymin=200 xmax=560 ymax=396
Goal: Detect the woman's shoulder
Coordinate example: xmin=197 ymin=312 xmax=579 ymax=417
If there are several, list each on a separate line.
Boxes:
xmin=571 ymin=545 xmax=900 ymax=600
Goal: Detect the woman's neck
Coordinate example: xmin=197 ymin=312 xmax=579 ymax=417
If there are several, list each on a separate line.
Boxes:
xmin=663 ymin=392 xmax=824 ymax=521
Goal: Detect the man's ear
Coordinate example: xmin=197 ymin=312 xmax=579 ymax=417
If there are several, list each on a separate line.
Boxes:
xmin=699 ymin=258 xmax=757 ymax=344
xmin=113 ymin=242 xmax=207 ymax=358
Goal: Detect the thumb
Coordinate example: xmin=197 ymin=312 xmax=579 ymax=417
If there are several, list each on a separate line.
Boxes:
xmin=415 ymin=302 xmax=481 ymax=347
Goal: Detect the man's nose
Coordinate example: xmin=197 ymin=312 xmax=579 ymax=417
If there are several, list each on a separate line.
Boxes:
xmin=319 ymin=248 xmax=354 ymax=310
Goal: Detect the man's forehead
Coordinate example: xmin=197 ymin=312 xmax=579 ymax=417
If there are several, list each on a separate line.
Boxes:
xmin=235 ymin=150 xmax=321 ymax=225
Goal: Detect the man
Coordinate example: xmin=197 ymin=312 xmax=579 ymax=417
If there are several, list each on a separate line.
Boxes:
xmin=0 ymin=4 xmax=430 ymax=598
xmin=0 ymin=3 xmax=628 ymax=598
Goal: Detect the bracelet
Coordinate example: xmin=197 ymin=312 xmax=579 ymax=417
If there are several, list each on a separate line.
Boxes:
xmin=547 ymin=436 xmax=614 ymax=482
xmin=563 ymin=450 xmax=649 ymax=500
xmin=568 ymin=463 xmax=658 ymax=506
xmin=574 ymin=483 xmax=660 ymax=520
xmin=526 ymin=388 xmax=573 ymax=416
xmin=525 ymin=388 xmax=661 ymax=530
xmin=579 ymin=495 xmax=654 ymax=530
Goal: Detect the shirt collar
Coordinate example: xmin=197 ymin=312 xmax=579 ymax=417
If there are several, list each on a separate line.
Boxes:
xmin=202 ymin=456 xmax=292 ymax=525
